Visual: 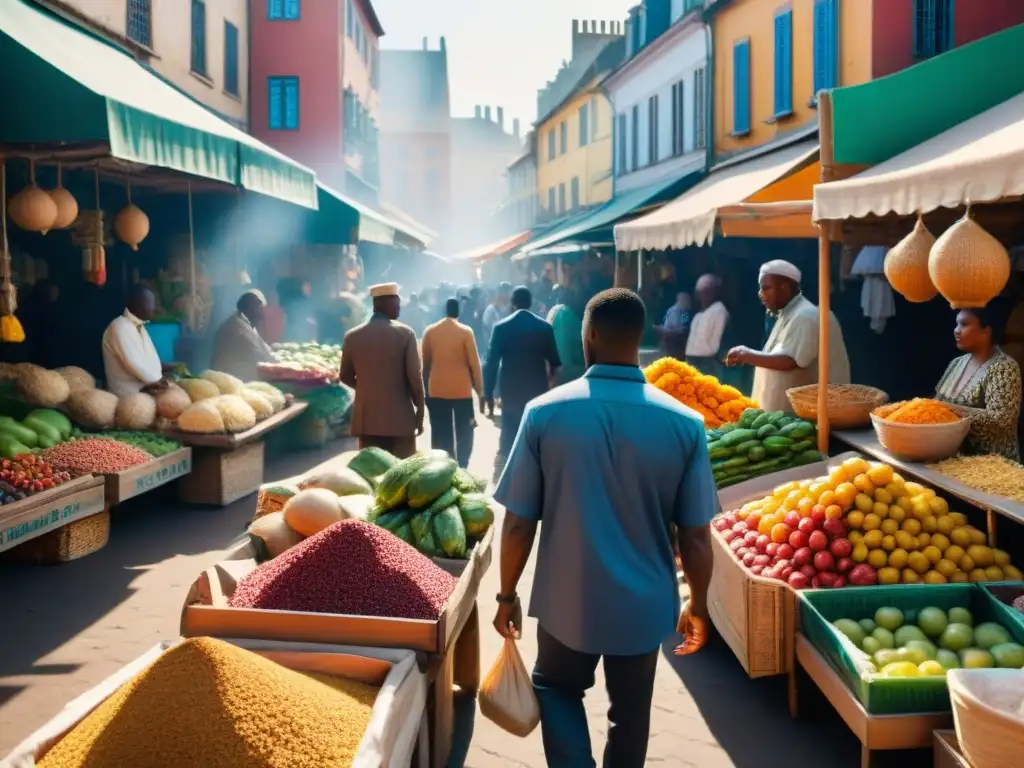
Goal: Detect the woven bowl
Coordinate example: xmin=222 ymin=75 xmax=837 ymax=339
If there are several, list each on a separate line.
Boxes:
xmin=869 ymin=412 xmax=971 ymax=462
xmin=948 ymin=669 xmax=1024 ymax=768
xmin=787 ymin=384 xmax=889 ymax=430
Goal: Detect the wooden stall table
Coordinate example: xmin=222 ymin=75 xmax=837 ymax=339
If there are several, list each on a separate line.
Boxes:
xmin=834 ymin=428 xmax=1024 ymax=545
xmin=162 ymin=402 xmax=307 ymax=506
xmin=101 ymin=447 xmax=192 ymax=506
xmin=0 ymin=474 xmax=108 ymax=563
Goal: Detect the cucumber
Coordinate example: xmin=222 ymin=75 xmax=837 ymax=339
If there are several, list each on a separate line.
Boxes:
xmin=718 ymin=423 xmax=739 ymax=434
xmin=750 ymin=412 xmax=773 ymax=430
xmin=0 ymin=422 xmax=37 ymax=448
xmin=756 ymin=424 xmax=779 ymax=439
xmin=768 ymin=411 xmax=788 ymax=424
xmin=717 ymin=456 xmax=749 ymax=470
xmin=708 ymin=445 xmax=732 ymax=461
xmin=762 ymin=435 xmax=794 ymax=449
xmin=733 ymin=439 xmax=762 ymax=455
xmin=794 ymin=449 xmax=825 ymax=466
xmin=779 ymin=421 xmax=815 ymax=439
xmin=789 ymin=439 xmax=815 ymax=453
xmin=720 ymin=428 xmax=757 ymax=447
xmin=738 ymin=409 xmax=763 ymax=428
xmin=748 ymin=446 xmax=767 ymax=463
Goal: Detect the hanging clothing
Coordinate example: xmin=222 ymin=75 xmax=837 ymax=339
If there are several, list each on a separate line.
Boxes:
xmin=851 ymin=246 xmax=895 ymax=333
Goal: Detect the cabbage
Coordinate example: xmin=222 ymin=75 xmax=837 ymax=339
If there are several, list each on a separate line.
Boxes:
xmin=16 ymin=367 xmax=70 ymax=407
xmin=115 ymin=392 xmax=158 ymax=430
xmin=66 ymin=389 xmax=118 ymax=429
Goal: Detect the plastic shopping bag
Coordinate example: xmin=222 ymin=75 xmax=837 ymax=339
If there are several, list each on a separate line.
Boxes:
xmin=478 ymin=638 xmax=540 ymax=737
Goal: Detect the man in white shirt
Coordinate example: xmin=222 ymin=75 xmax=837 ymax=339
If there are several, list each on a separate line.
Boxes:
xmin=481 ymin=282 xmax=512 ymax=348
xmin=725 ymin=260 xmax=850 ymax=412
xmin=685 ymin=274 xmax=729 ymax=378
xmin=102 ymin=286 xmax=166 ymax=397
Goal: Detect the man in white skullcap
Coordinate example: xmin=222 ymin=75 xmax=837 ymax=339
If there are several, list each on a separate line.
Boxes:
xmin=211 ymin=289 xmax=273 ymax=382
xmin=340 ymin=283 xmax=425 ymax=458
xmin=725 ymin=260 xmax=850 ymax=412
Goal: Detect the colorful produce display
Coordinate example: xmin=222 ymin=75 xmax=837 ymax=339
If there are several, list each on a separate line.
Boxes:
xmin=831 ymin=605 xmax=1024 ymax=677
xmin=0 ymin=454 xmax=71 ymax=501
xmin=35 ymin=637 xmax=378 ymax=768
xmin=361 ymin=448 xmax=494 ymax=560
xmin=643 ymin=358 xmax=758 ymax=428
xmin=714 ymin=455 xmax=1024 ymax=589
xmin=0 ymin=408 xmax=74 ymax=456
xmin=41 ymin=437 xmax=152 ymax=475
xmin=928 ymin=454 xmax=1024 ymax=503
xmin=708 ymin=408 xmax=825 ymax=488
xmin=259 ymin=342 xmax=342 ymax=386
xmin=96 ymin=431 xmax=182 ymax=458
xmin=874 ymin=398 xmax=960 ymax=425
xmin=230 ymin=519 xmax=458 ymax=620
xmin=286 ymin=384 xmax=352 ymax=421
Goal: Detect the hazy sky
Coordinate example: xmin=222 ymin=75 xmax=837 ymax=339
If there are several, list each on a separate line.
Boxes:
xmin=373 ymin=0 xmax=634 ymax=128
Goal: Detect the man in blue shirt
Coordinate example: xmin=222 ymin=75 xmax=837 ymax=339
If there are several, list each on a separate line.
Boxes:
xmin=493 ymin=288 xmax=717 ymax=768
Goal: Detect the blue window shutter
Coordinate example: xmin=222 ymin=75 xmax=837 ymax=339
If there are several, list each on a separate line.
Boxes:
xmin=813 ymin=0 xmax=839 ymax=94
xmin=733 ymin=40 xmax=751 ymax=134
xmin=268 ymin=78 xmax=282 ymax=129
xmin=773 ymin=12 xmax=792 ymax=115
xmin=268 ymin=0 xmax=282 ymax=19
xmin=224 ymin=22 xmax=238 ymax=95
xmin=284 ymin=78 xmax=299 ymax=129
xmin=284 ymin=0 xmax=299 ymax=19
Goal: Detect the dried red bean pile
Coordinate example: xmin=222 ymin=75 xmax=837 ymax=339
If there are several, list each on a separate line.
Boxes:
xmin=41 ymin=438 xmax=152 ymax=475
xmin=229 ymin=519 xmax=458 ymax=620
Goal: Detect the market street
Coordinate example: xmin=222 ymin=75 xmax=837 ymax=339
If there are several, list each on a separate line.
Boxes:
xmin=1 ymin=415 xmax=925 ymax=768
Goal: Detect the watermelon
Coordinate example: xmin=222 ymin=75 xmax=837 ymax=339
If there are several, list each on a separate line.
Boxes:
xmin=433 ymin=505 xmax=467 ymax=558
xmin=417 ymin=527 xmax=439 ymax=557
xmin=453 ymin=467 xmax=487 ymax=494
xmin=375 ymin=508 xmax=414 ymax=533
xmin=347 ymin=446 xmax=398 ymax=485
xmin=374 ymin=452 xmax=439 ymax=509
xmin=410 ymin=509 xmax=435 ymax=545
xmin=423 ymin=487 xmax=460 ymax=518
xmin=406 ymin=457 xmax=458 ymax=508
xmin=458 ymin=494 xmax=495 ymax=537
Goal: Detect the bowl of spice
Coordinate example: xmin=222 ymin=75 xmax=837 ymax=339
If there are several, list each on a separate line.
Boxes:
xmin=870 ymin=399 xmax=971 ymax=462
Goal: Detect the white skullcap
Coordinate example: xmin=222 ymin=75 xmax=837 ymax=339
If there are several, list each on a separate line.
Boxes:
xmin=758 ymin=259 xmax=802 ymax=284
xmin=368 ymin=282 xmax=400 ymax=298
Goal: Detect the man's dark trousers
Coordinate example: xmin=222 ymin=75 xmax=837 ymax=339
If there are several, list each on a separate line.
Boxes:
xmin=426 ymin=397 xmax=474 ymax=468
xmin=532 ymin=626 xmax=659 ymax=768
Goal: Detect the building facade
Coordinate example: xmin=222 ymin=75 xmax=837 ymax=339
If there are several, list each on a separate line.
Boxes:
xmin=605 ymin=1 xmax=707 ymax=195
xmin=536 ymin=39 xmax=624 ymax=220
xmin=43 ymin=0 xmax=249 ymax=127
xmin=710 ymin=0 xmax=1024 ymax=161
xmin=249 ymin=0 xmax=382 ymax=202
xmin=379 ymin=39 xmax=451 ymax=243
xmin=537 ymin=19 xmax=625 ymax=122
xmin=505 ymin=133 xmax=538 ymax=233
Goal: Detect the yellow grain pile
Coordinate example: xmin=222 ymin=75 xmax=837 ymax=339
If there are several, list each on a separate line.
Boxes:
xmin=38 ymin=637 xmax=378 ymax=768
xmin=928 ymin=454 xmax=1024 ymax=503
xmin=874 ymin=398 xmax=960 ymax=425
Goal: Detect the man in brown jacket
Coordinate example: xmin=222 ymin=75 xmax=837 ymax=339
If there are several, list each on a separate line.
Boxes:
xmin=340 ymin=283 xmax=425 ymax=459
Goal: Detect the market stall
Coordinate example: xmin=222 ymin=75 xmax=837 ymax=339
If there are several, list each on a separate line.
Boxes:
xmin=0 ymin=472 xmax=106 ymax=563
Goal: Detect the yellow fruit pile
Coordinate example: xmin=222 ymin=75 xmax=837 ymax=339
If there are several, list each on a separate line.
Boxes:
xmin=643 ymin=357 xmax=758 ymax=428
xmin=873 ymin=398 xmax=960 ymax=425
xmin=840 ymin=460 xmax=1022 ymax=585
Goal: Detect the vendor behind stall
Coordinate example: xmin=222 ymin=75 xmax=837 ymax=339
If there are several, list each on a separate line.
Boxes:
xmin=102 ymin=285 xmax=167 ymax=396
xmin=725 ymin=260 xmax=850 ymax=412
xmin=936 ymin=307 xmax=1022 ymax=461
xmin=211 ymin=290 xmax=274 ymax=382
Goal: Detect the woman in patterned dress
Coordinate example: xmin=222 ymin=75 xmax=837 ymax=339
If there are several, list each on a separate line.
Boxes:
xmin=935 ymin=307 xmax=1022 ymax=462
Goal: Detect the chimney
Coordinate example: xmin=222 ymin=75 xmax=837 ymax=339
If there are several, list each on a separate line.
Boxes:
xmin=439 ymin=36 xmax=446 ymax=52
xmin=496 ymin=106 xmax=504 ymax=130
xmin=572 ymin=19 xmax=579 ymax=34
xmin=513 ymin=118 xmax=520 ymax=138
xmin=600 ymin=20 xmax=606 ymax=33
xmin=422 ymin=37 xmax=428 ymax=50
xmin=474 ymin=105 xmax=481 ymax=118
xmin=484 ymin=105 xmax=492 ymax=122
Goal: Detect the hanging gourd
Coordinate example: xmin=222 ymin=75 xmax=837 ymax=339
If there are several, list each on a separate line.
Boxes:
xmin=114 ymin=179 xmax=149 ymax=251
xmin=81 ymin=169 xmax=108 ymax=287
xmin=928 ymin=206 xmax=1010 ymax=309
xmin=884 ymin=215 xmax=938 ymax=303
xmin=0 ymin=162 xmax=25 ymax=343
xmin=47 ymin=163 xmax=79 ymax=230
xmin=8 ymin=159 xmax=57 ymax=235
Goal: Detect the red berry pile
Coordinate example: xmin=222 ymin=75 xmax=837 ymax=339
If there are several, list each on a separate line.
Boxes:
xmin=0 ymin=454 xmax=71 ymax=503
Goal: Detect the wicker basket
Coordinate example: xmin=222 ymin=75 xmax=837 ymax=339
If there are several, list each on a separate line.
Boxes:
xmin=948 ymin=669 xmax=1024 ymax=768
xmin=786 ymin=384 xmax=889 ymax=429
xmin=870 ymin=412 xmax=971 ymax=462
xmin=3 ymin=509 xmax=110 ymax=564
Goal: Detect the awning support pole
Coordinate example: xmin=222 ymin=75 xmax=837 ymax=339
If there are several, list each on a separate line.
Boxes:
xmin=816 ymin=90 xmax=836 ymax=454
xmin=187 ymin=180 xmax=197 ymax=332
xmin=614 ymin=250 xmax=620 ymax=287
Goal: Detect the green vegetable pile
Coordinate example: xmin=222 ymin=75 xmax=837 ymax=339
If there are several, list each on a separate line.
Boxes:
xmin=93 ymin=431 xmax=182 ymax=458
xmin=0 ymin=408 xmax=75 ymax=459
xmin=289 ymin=384 xmax=352 ymax=420
xmin=708 ymin=408 xmax=825 ymax=489
xmin=347 ymin=447 xmax=493 ymax=560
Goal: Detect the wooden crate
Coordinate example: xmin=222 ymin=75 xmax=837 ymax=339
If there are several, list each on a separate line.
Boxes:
xmin=0 ymin=475 xmax=108 ymax=563
xmin=933 ymin=731 xmax=970 ymax=768
xmin=103 ymin=448 xmax=192 ymax=506
xmin=177 ymin=442 xmax=264 ymax=507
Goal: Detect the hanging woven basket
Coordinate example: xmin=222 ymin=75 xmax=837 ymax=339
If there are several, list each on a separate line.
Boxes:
xmin=928 ymin=209 xmax=1010 ymax=309
xmin=884 ymin=215 xmax=937 ymax=303
xmin=8 ymin=160 xmax=58 ymax=235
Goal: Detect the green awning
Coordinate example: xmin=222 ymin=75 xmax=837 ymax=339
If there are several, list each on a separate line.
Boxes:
xmin=314 ymin=183 xmax=431 ymax=247
xmin=831 ymin=22 xmax=1024 ymax=166
xmin=510 ymin=211 xmax=598 ymax=261
xmin=0 ymin=0 xmax=317 ymax=208
xmin=518 ymin=171 xmax=704 ymax=258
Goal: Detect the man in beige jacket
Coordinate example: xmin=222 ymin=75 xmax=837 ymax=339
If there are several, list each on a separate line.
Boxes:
xmin=340 ymin=283 xmax=425 ymax=459
xmin=421 ymin=297 xmax=484 ymax=467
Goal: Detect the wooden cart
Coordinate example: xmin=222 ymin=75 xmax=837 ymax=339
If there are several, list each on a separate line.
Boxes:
xmin=101 ymin=447 xmax=193 ymax=506
xmin=0 ymin=474 xmax=108 ymax=563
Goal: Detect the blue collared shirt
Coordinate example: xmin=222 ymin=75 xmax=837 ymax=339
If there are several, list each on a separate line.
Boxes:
xmin=494 ymin=364 xmax=719 ymax=656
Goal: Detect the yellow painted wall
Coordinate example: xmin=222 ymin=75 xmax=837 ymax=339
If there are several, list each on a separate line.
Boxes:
xmin=713 ymin=0 xmax=872 ymax=157
xmin=536 ymin=78 xmax=614 ymax=216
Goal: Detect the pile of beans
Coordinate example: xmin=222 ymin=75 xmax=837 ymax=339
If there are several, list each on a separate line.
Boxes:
xmin=41 ymin=437 xmax=152 ymax=475
xmin=38 ymin=637 xmax=378 ymax=768
xmin=230 ymin=519 xmax=458 ymax=620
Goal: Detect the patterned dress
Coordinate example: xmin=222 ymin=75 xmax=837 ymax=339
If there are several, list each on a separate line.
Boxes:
xmin=935 ymin=348 xmax=1022 ymax=462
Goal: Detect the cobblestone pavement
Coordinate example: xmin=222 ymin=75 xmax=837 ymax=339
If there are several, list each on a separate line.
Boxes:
xmin=0 ymin=414 xmax=932 ymax=767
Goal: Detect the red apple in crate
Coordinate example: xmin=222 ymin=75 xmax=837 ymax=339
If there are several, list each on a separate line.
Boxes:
xmin=836 ymin=557 xmax=853 ymax=574
xmin=789 ymin=530 xmax=807 ymax=550
xmin=776 ymin=543 xmax=794 ymax=561
xmin=732 ymin=521 xmax=748 ymax=534
xmin=833 ymin=575 xmax=847 ymax=588
xmin=743 ymin=530 xmax=759 ymax=547
xmin=742 ymin=551 xmax=757 ymax=568
xmin=822 ymin=518 xmax=847 ymax=539
xmin=799 ymin=564 xmax=817 ymax=579
xmin=770 ymin=523 xmax=792 ymax=544
xmin=780 ymin=566 xmax=794 ymax=581
xmin=756 ymin=535 xmax=770 ymax=553
xmin=793 ymin=546 xmax=813 ymax=568
xmin=750 ymin=565 xmax=765 ymax=576
xmin=811 ymin=574 xmax=825 ymax=589
xmin=848 ymin=564 xmax=878 ymax=586
xmin=813 ymin=551 xmax=835 ymax=572
xmin=797 ymin=517 xmax=817 ymax=536
xmin=736 ymin=547 xmax=750 ymax=558
xmin=745 ymin=513 xmax=762 ymax=531
xmin=765 ymin=542 xmax=779 ymax=558
xmin=830 ymin=538 xmax=853 ymax=559
xmin=723 ymin=511 xmax=738 ymax=526
xmin=783 ymin=510 xmax=801 ymax=529
xmin=723 ymin=529 xmax=737 ymax=543
xmin=775 ymin=558 xmax=791 ymax=573
xmin=730 ymin=538 xmax=745 ymax=553
xmin=713 ymin=517 xmax=730 ymax=532
xmin=817 ymin=572 xmax=839 ymax=589
xmin=808 ymin=530 xmax=828 ymax=552
xmin=753 ymin=554 xmax=771 ymax=568
xmin=811 ymin=505 xmax=827 ymax=525
xmin=788 ymin=571 xmax=809 ymax=590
